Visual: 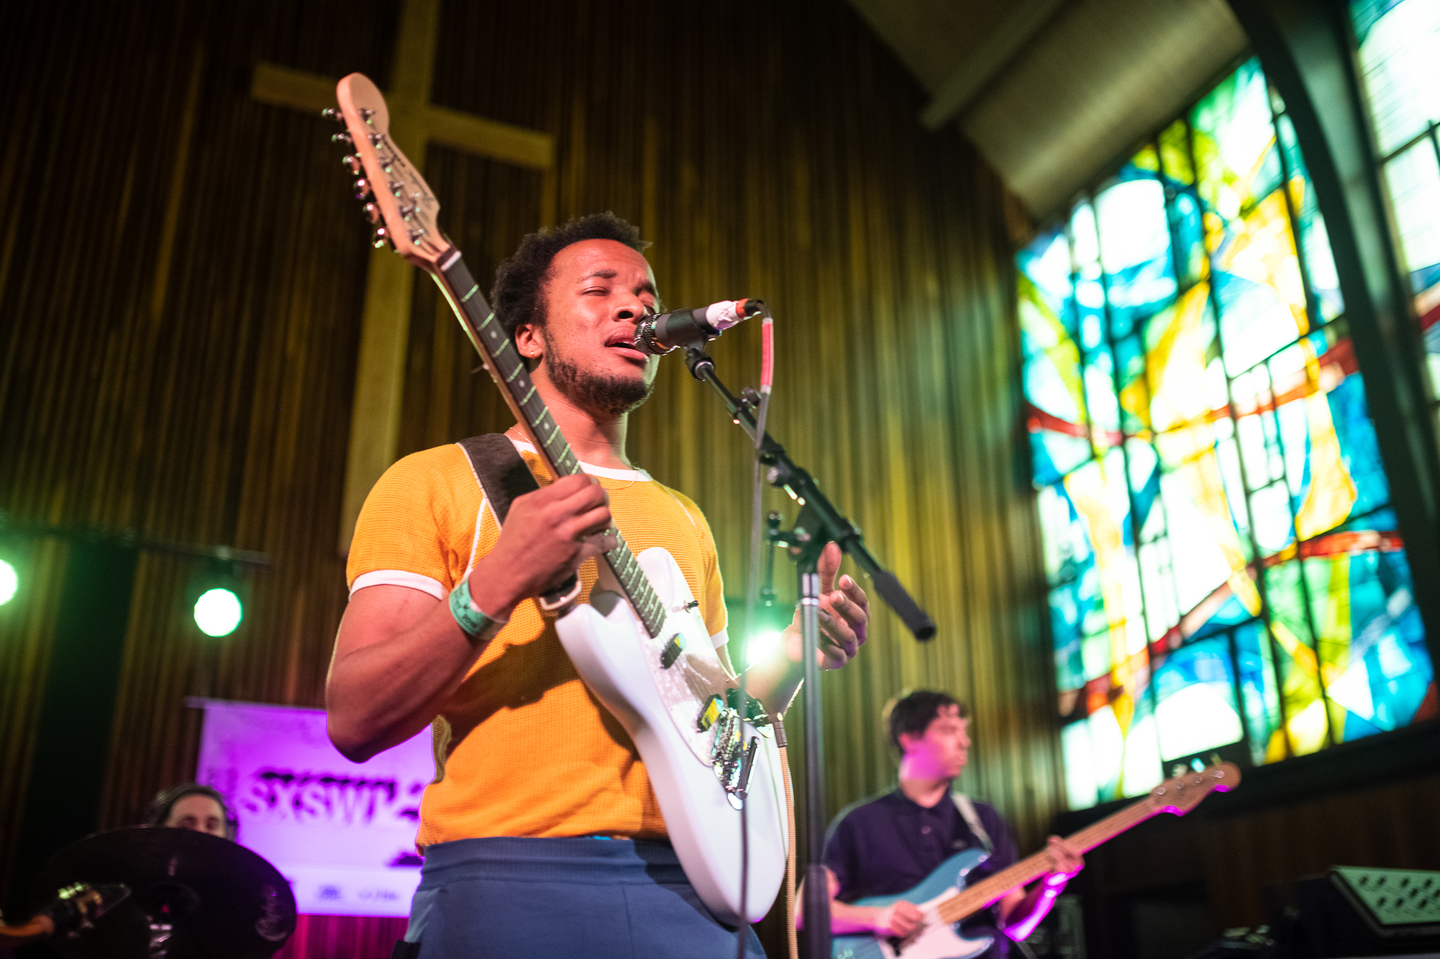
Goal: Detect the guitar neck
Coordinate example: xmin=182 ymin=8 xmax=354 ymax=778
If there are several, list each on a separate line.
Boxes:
xmin=428 ymin=249 xmax=668 ymax=637
xmin=934 ymin=793 xmax=1167 ymax=924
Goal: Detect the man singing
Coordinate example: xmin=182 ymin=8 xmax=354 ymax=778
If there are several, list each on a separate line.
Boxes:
xmin=326 ymin=214 xmax=870 ymax=958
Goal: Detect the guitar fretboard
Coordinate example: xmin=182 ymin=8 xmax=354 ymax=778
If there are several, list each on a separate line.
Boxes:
xmin=935 ymin=795 xmax=1160 ymax=923
xmin=434 ymin=252 xmax=667 ymax=638
xmin=935 ymin=767 xmax=1236 ymax=924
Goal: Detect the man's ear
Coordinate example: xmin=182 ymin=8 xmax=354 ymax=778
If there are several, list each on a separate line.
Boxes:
xmin=896 ymin=731 xmax=917 ymax=755
xmin=513 ymin=323 xmax=543 ymax=366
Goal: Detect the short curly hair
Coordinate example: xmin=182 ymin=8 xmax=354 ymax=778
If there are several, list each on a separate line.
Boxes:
xmin=490 ymin=212 xmax=650 ymax=340
xmin=884 ymin=690 xmax=970 ymax=753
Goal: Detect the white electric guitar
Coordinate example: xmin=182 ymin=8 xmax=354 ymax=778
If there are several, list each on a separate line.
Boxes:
xmin=328 ymin=73 xmax=786 ymax=924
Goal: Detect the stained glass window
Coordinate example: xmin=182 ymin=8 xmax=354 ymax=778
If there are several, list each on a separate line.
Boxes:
xmin=1019 ymin=57 xmax=1437 ymax=810
xmin=1351 ymin=0 xmax=1440 ymax=419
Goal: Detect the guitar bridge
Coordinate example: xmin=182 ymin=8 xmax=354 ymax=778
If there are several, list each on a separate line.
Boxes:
xmin=709 ymin=707 xmax=755 ymax=809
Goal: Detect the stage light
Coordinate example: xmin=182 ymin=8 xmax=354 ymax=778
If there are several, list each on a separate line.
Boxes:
xmin=194 ymin=587 xmax=243 ymax=637
xmin=744 ymin=628 xmax=786 ymax=669
xmin=0 ymin=558 xmax=16 ymax=606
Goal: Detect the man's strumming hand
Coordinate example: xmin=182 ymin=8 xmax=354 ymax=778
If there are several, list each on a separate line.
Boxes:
xmin=872 ymin=899 xmax=924 ymax=938
xmin=469 ymin=474 xmax=617 ymax=618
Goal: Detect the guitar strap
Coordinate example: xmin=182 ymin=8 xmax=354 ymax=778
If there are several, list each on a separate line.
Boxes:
xmin=458 ymin=433 xmax=542 ymax=524
xmin=950 ymin=792 xmax=994 ymax=855
xmin=455 ymin=433 xmax=581 ymax=598
xmin=429 ymin=434 xmax=578 ymax=786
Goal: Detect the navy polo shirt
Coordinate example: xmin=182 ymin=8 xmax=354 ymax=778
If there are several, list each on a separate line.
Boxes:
xmin=823 ymin=790 xmax=1019 ymax=958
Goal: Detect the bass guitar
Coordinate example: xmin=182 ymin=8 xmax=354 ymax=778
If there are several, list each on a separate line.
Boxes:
xmin=832 ymin=762 xmax=1241 ymax=959
xmin=328 ymin=73 xmax=786 ymax=924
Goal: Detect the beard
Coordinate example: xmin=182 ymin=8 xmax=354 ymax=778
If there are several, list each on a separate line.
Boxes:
xmin=541 ymin=327 xmax=655 ymax=417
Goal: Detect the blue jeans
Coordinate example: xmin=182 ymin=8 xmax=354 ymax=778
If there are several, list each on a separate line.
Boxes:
xmin=404 ymin=836 xmax=767 ymax=958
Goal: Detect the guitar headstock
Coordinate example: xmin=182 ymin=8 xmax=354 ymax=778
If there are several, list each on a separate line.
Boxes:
xmin=1148 ymin=762 xmax=1241 ymax=815
xmin=328 ymin=73 xmax=451 ymax=269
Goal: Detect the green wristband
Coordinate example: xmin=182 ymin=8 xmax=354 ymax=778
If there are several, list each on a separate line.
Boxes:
xmin=448 ymin=577 xmax=505 ymax=640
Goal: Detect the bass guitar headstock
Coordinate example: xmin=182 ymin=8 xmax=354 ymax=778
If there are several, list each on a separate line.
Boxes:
xmin=327 ymin=73 xmax=451 ymax=270
xmin=1149 ymin=762 xmax=1241 ymax=816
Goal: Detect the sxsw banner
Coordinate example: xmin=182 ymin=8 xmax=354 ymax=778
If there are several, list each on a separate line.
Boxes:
xmin=194 ymin=698 xmax=433 ymax=917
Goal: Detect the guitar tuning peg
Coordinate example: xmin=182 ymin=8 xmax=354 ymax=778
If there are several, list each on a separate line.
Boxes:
xmin=398 ymin=203 xmax=415 ymax=220
xmin=364 ymin=202 xmax=380 ymax=224
xmin=321 ymin=107 xmax=342 ymax=122
xmin=408 ymin=228 xmax=426 ymax=242
xmin=389 ymin=181 xmax=403 ymax=197
xmin=342 ymin=155 xmax=362 ymax=174
xmin=359 ymin=108 xmax=375 ymax=123
xmin=354 ymin=178 xmax=371 ymax=200
xmin=372 ymin=226 xmax=390 ymax=249
xmin=330 ymin=132 xmax=352 ymax=145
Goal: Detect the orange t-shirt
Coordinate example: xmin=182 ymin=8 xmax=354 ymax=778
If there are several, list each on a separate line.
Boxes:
xmin=346 ymin=439 xmax=728 ymax=845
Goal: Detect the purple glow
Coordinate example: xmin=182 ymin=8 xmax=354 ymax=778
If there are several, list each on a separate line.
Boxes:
xmin=195 ymin=699 xmax=433 ymax=917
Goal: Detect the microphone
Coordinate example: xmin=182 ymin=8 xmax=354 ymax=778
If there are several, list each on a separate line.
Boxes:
xmin=632 ymin=298 xmax=764 ymax=355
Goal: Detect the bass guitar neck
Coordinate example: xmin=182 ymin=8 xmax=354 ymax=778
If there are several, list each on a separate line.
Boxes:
xmin=935 ymin=762 xmax=1239 ymax=925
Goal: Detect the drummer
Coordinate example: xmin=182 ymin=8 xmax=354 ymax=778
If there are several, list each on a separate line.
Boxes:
xmin=143 ymin=783 xmax=236 ymax=840
xmin=0 ymin=785 xmax=258 ymax=950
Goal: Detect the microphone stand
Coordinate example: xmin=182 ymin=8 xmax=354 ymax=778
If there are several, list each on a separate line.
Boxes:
xmin=684 ymin=346 xmax=935 ymax=959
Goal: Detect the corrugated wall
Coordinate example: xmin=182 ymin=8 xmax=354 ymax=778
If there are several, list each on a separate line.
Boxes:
xmin=0 ymin=0 xmax=1061 ymax=950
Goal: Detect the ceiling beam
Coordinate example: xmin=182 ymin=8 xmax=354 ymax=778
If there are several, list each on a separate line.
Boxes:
xmin=920 ymin=0 xmax=1068 ymax=130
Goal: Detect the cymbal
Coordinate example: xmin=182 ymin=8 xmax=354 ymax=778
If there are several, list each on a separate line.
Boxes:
xmin=29 ymin=827 xmax=296 ymax=959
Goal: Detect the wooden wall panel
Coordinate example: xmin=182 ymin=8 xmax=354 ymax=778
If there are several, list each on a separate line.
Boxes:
xmin=1070 ymin=767 xmax=1440 ymax=958
xmin=0 ymin=0 xmax=1062 ymax=951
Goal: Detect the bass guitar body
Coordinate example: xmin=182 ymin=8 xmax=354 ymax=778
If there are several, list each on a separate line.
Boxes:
xmin=556 ymin=546 xmax=788 ymax=923
xmin=831 ymin=849 xmax=994 ymax=959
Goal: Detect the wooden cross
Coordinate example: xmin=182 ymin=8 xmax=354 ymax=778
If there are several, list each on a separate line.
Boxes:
xmin=249 ymin=0 xmax=557 ymax=553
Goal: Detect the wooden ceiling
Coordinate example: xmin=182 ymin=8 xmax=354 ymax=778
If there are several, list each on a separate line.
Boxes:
xmin=848 ymin=0 xmax=1249 ymax=220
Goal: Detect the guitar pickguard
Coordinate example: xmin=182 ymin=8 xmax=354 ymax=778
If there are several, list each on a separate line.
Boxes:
xmin=557 ymin=547 xmax=788 ymax=923
xmin=625 ymin=548 xmax=740 ymax=768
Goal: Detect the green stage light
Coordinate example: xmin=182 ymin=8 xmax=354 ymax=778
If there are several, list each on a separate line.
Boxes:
xmin=194 ymin=587 xmax=243 ymax=637
xmin=745 ymin=628 xmax=785 ymax=669
xmin=0 ymin=558 xmax=16 ymax=606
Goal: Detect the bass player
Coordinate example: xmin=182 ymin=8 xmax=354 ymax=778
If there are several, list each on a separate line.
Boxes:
xmin=815 ymin=690 xmax=1083 ymax=958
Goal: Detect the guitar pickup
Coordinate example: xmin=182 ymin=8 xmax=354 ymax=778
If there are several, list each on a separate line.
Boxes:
xmin=696 ymin=694 xmax=722 ymax=732
xmin=660 ymin=633 xmax=685 ymax=669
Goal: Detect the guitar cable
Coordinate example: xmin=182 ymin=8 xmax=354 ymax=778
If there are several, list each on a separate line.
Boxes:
xmin=735 ymin=304 xmax=774 ymax=959
xmin=775 ymin=718 xmax=799 ymax=959
xmin=757 ymin=310 xmax=801 ymax=959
